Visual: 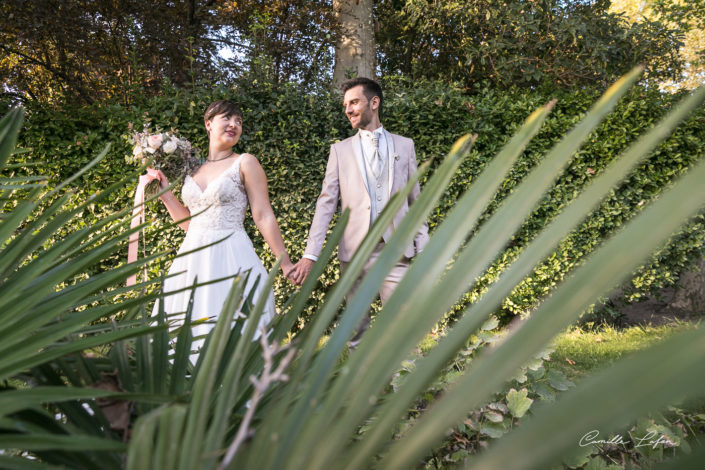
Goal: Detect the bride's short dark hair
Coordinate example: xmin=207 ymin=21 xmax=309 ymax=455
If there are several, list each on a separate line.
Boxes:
xmin=204 ymin=100 xmax=243 ymax=122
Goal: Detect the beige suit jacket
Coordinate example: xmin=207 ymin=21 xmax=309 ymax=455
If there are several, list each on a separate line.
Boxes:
xmin=304 ymin=130 xmax=430 ymax=262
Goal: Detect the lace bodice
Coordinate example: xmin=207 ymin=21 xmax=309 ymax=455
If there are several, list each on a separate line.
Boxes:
xmin=182 ymin=157 xmax=248 ymax=233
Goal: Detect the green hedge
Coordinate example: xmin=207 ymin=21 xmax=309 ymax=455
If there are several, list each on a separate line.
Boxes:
xmin=14 ymin=78 xmax=705 ymax=324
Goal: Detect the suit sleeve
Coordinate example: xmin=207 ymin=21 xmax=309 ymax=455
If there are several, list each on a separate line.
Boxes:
xmin=408 ymin=141 xmax=430 ymax=253
xmin=304 ymin=145 xmax=340 ymax=258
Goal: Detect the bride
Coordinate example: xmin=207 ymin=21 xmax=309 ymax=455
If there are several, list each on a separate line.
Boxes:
xmin=153 ymin=100 xmax=294 ymax=354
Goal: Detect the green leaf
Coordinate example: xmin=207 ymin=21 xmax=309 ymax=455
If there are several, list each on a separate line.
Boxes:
xmin=480 ymin=422 xmax=506 ymax=438
xmin=0 ymin=387 xmax=121 ymax=417
xmin=562 ymin=444 xmax=594 ymax=469
xmin=484 ymin=411 xmax=504 ymax=423
xmin=480 ymin=315 xmax=499 ymax=331
xmin=583 ymin=456 xmax=613 ymax=470
xmin=532 ymin=382 xmax=556 ymax=402
xmin=0 ymin=434 xmax=126 ymax=451
xmin=546 ymin=370 xmax=575 ymax=391
xmin=506 ymin=388 xmax=533 ymax=418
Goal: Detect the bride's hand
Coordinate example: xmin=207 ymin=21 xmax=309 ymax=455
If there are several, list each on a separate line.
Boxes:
xmin=289 ymin=258 xmax=313 ymax=286
xmin=155 ymin=170 xmax=175 ymax=203
xmin=155 ymin=169 xmax=170 ymax=191
xmin=283 ymin=259 xmax=304 ymax=285
xmin=282 ymin=260 xmax=295 ymax=280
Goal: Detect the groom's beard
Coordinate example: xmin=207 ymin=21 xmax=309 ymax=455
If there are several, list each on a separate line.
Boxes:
xmin=350 ymin=105 xmax=374 ymax=129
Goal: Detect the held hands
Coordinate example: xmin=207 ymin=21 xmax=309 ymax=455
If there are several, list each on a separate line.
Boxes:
xmin=281 ymin=259 xmax=296 ymax=284
xmin=288 ymin=258 xmax=314 ymax=286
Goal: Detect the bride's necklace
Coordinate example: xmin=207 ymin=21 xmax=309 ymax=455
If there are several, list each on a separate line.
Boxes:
xmin=205 ymin=151 xmax=235 ymax=163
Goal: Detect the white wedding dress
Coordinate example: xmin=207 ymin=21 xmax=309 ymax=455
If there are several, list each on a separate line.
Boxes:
xmin=155 ymin=155 xmax=275 ymax=352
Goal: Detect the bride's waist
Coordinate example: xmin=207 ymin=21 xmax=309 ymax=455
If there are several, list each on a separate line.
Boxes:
xmin=185 ymin=225 xmax=248 ymax=238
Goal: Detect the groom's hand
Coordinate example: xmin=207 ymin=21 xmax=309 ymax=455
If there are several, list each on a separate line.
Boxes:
xmin=291 ymin=258 xmax=314 ymax=286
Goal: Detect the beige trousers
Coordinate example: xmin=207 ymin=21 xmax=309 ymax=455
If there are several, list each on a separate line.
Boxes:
xmin=340 ymin=243 xmax=410 ymax=342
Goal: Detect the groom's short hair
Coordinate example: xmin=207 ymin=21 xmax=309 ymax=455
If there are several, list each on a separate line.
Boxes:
xmin=204 ymin=100 xmax=243 ymax=122
xmin=341 ymin=77 xmax=383 ymax=113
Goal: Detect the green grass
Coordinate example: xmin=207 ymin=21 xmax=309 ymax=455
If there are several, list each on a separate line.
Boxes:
xmin=550 ymin=320 xmax=701 ymax=381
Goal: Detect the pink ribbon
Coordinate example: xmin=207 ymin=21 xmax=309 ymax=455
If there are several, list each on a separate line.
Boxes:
xmin=127 ymin=168 xmax=160 ymax=286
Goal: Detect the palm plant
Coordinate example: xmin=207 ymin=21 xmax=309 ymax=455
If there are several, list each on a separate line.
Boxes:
xmin=0 ymin=107 xmax=167 ymax=468
xmin=1 ymin=68 xmax=705 ymax=469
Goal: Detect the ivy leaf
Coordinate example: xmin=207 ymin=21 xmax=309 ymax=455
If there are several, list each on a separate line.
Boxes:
xmin=532 ymin=382 xmax=556 ymax=402
xmin=449 ymin=449 xmax=469 ymax=463
xmin=487 ymin=402 xmax=509 ymax=414
xmin=480 ymin=315 xmax=499 ymax=331
xmin=513 ymin=370 xmax=528 ymax=383
xmin=463 ymin=417 xmax=479 ymax=431
xmin=400 ymin=359 xmax=416 ymax=373
xmin=480 ymin=422 xmax=506 ymax=438
xmin=562 ymin=444 xmax=594 ymax=469
xmin=646 ymin=423 xmax=680 ymax=448
xmin=484 ymin=411 xmax=504 ymax=423
xmin=477 ymin=331 xmax=500 ymax=343
xmin=527 ymin=365 xmax=546 ymax=380
xmin=525 ymin=358 xmax=543 ymax=371
xmin=535 ymin=347 xmax=555 ymax=360
xmin=547 ymin=369 xmax=575 ymax=391
xmin=506 ymin=388 xmax=533 ymax=418
xmin=582 ymin=455 xmax=621 ymax=470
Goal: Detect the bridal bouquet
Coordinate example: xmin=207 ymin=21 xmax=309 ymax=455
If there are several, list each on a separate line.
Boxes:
xmin=125 ymin=127 xmax=201 ymax=286
xmin=126 ymin=128 xmax=201 ymax=196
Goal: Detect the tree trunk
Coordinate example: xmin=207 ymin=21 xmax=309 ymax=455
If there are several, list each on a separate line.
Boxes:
xmin=332 ymin=0 xmax=376 ymax=89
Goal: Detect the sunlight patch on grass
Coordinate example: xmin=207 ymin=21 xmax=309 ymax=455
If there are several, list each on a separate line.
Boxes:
xmin=550 ymin=321 xmax=700 ymax=380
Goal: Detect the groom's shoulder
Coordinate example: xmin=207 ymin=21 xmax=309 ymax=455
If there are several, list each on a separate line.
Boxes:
xmin=395 ymin=133 xmax=413 ymax=144
xmin=337 ymin=135 xmax=356 ymax=145
xmin=389 ymin=132 xmax=414 ymax=149
xmin=330 ymin=135 xmax=355 ymax=152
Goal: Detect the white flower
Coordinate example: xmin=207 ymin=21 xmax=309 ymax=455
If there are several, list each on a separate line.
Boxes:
xmin=132 ymin=144 xmax=143 ymax=156
xmin=148 ymin=134 xmax=164 ymax=149
xmin=163 ymin=139 xmax=178 ymax=154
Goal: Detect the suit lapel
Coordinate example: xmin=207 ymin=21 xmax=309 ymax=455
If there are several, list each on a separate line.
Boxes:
xmin=351 ymin=133 xmax=370 ymax=193
xmin=385 ymin=130 xmax=397 ymax=197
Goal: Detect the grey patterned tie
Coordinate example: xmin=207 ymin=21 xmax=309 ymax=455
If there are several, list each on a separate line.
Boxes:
xmin=371 ymin=133 xmax=382 ymax=178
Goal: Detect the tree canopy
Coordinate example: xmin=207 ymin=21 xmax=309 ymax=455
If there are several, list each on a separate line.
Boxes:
xmin=0 ymin=0 xmax=695 ymax=105
xmin=0 ymin=0 xmax=335 ymax=104
xmin=376 ymin=0 xmax=683 ymax=90
xmin=610 ymin=0 xmax=705 ymax=90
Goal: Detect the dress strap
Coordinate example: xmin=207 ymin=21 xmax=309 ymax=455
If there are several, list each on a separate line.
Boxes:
xmin=229 ymin=153 xmax=248 ymax=186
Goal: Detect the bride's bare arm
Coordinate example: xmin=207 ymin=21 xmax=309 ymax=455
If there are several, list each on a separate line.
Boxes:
xmin=240 ymin=154 xmax=294 ymax=277
xmin=156 ymin=170 xmax=191 ymax=231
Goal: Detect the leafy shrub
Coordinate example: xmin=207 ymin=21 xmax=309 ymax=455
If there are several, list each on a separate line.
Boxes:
xmin=17 ymin=78 xmax=705 ymax=323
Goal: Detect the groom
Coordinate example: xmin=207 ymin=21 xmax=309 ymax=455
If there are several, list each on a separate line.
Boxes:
xmin=290 ymin=77 xmax=429 ymax=337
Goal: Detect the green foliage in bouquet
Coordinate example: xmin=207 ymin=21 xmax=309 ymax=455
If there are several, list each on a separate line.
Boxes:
xmin=2 ymin=69 xmax=705 ymax=469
